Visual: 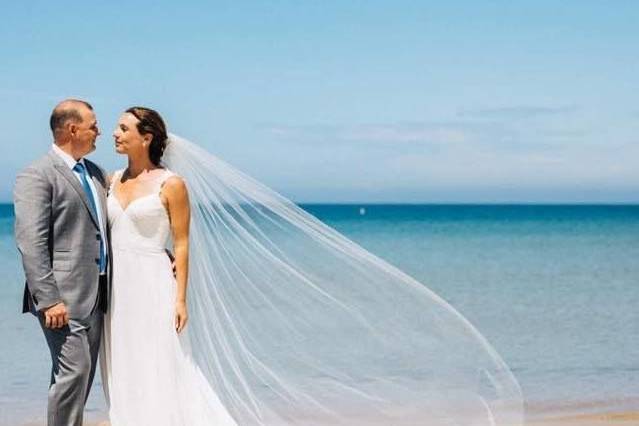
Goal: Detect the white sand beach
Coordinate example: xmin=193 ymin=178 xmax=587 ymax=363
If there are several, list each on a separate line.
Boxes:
xmin=65 ymin=412 xmax=635 ymax=426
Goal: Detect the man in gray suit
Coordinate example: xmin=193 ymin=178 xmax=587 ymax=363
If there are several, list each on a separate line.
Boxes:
xmin=14 ymin=99 xmax=110 ymax=426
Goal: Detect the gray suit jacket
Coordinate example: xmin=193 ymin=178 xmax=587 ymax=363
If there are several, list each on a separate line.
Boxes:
xmin=14 ymin=149 xmax=111 ymax=319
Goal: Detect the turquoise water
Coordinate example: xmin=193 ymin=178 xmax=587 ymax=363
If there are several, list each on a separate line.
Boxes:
xmin=1 ymin=204 xmax=638 ymax=424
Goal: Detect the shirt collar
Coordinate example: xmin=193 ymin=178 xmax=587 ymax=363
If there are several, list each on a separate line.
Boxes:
xmin=52 ymin=143 xmax=86 ymax=170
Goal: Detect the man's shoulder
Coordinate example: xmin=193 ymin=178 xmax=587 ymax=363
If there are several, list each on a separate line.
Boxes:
xmin=18 ymin=152 xmax=56 ymax=177
xmin=84 ymin=158 xmax=107 ymax=178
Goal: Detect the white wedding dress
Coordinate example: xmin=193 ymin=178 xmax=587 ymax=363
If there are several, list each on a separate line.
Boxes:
xmin=100 ymin=169 xmax=238 ymax=426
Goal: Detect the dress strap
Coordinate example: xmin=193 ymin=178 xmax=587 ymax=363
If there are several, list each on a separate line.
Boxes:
xmin=108 ymin=169 xmax=124 ymax=194
xmin=158 ymin=169 xmax=177 ymax=192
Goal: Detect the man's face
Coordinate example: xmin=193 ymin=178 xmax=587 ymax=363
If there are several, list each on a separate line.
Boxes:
xmin=73 ymin=107 xmax=100 ymax=156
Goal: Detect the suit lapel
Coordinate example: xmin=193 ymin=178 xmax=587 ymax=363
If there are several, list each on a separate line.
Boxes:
xmin=86 ymin=161 xmax=108 ymax=233
xmin=48 ymin=151 xmax=100 ymax=228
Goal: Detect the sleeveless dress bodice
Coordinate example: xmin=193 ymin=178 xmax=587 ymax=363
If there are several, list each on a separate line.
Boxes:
xmin=107 ymin=170 xmax=173 ymax=254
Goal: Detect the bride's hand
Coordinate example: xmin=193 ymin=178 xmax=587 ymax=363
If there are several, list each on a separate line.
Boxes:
xmin=175 ymin=301 xmax=188 ymax=333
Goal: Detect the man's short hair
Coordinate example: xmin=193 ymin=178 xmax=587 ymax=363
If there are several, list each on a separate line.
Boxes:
xmin=49 ymin=99 xmax=94 ymax=133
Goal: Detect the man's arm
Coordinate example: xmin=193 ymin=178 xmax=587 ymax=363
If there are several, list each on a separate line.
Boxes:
xmin=14 ymin=167 xmax=61 ymax=311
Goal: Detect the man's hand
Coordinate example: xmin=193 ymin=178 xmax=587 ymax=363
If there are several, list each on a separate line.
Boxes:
xmin=165 ymin=249 xmax=177 ymax=278
xmin=43 ymin=302 xmax=69 ymax=329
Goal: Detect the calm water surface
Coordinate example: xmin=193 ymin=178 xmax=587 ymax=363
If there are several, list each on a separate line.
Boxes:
xmin=1 ymin=204 xmax=638 ymax=424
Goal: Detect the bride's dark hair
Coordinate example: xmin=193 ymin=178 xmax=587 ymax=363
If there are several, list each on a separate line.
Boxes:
xmin=126 ymin=106 xmax=168 ymax=166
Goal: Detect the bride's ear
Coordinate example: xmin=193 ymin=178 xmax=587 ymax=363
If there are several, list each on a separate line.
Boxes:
xmin=142 ymin=133 xmax=153 ymax=147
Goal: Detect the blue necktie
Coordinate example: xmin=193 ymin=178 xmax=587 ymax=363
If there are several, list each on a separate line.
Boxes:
xmin=73 ymin=162 xmax=106 ymax=273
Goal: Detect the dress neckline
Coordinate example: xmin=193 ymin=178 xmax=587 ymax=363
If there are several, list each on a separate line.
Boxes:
xmin=110 ymin=169 xmax=172 ymax=213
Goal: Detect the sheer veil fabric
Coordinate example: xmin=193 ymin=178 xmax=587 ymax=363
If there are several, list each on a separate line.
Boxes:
xmin=161 ymin=134 xmax=524 ymax=425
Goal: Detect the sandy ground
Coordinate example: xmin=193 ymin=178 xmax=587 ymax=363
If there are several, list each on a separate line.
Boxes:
xmin=74 ymin=412 xmax=639 ymax=426
xmin=527 ymin=412 xmax=639 ymax=425
xmin=17 ymin=409 xmax=639 ymax=426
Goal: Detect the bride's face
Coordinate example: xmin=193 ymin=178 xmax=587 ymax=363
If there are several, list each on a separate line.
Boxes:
xmin=113 ymin=113 xmax=152 ymax=156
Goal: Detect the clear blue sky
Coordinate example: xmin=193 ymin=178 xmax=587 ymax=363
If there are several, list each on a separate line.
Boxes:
xmin=1 ymin=1 xmax=637 ymax=202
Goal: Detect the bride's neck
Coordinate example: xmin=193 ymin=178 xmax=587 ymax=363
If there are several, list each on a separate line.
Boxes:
xmin=126 ymin=155 xmax=157 ymax=178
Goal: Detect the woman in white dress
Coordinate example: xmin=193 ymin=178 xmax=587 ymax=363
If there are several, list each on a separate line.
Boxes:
xmin=101 ymin=107 xmax=524 ymax=425
xmin=100 ymin=107 xmax=237 ymax=425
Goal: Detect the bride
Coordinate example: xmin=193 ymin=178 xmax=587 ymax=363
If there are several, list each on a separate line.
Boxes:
xmin=100 ymin=106 xmax=523 ymax=425
xmin=100 ymin=107 xmax=237 ymax=425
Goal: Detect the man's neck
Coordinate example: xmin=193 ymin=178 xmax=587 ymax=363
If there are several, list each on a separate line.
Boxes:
xmin=53 ymin=141 xmax=82 ymax=161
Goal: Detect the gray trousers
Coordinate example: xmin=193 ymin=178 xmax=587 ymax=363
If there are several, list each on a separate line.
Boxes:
xmin=38 ymin=307 xmax=103 ymax=426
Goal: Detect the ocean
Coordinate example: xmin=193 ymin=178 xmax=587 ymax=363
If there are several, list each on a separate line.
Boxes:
xmin=1 ymin=204 xmax=638 ymax=425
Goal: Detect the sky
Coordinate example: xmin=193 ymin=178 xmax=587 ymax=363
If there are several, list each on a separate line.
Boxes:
xmin=1 ymin=1 xmax=637 ymax=203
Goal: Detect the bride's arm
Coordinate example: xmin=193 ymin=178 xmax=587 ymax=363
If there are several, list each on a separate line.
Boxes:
xmin=162 ymin=176 xmax=191 ymax=333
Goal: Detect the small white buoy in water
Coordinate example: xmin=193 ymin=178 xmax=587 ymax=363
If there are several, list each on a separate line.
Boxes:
xmin=359 ymin=207 xmax=366 ymax=216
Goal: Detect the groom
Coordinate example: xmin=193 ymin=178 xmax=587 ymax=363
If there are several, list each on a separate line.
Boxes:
xmin=14 ymin=99 xmax=110 ymax=426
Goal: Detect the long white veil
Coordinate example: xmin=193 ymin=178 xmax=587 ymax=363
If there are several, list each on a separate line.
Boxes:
xmin=162 ymin=134 xmax=524 ymax=426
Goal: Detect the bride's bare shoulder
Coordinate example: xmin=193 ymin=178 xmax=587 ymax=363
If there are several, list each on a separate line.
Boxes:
xmin=162 ymin=175 xmax=187 ymax=191
xmin=161 ymin=174 xmax=189 ymax=203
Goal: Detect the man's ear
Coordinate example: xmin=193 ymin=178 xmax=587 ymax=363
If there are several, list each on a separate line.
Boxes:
xmin=67 ymin=122 xmax=78 ymax=137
